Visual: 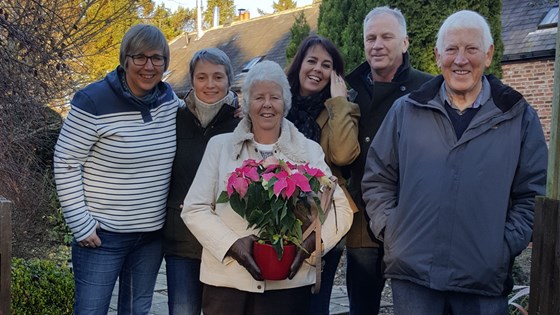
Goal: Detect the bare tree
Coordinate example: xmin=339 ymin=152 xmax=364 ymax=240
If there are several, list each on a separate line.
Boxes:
xmin=0 ymin=0 xmax=147 ymax=258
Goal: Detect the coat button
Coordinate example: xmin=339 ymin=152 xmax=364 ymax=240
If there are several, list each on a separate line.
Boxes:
xmin=400 ymin=85 xmax=407 ymax=92
xmin=365 ymin=136 xmax=371 ymax=143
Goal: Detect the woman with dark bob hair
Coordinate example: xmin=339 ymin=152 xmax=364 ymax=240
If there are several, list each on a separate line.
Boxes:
xmin=286 ymin=35 xmax=360 ymax=314
xmin=54 ymin=24 xmax=183 ymax=314
xmin=181 ymin=60 xmax=354 ymax=314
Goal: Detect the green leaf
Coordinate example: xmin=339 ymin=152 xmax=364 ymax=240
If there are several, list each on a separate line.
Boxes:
xmin=313 ymin=195 xmax=327 ymax=224
xmin=271 ymin=235 xmax=285 ymax=260
xmin=217 ymin=191 xmax=229 ymax=203
xmin=229 ymin=194 xmax=246 ymax=217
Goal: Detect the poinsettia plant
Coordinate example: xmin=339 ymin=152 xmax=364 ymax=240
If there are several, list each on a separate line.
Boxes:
xmin=217 ymin=156 xmax=333 ymax=259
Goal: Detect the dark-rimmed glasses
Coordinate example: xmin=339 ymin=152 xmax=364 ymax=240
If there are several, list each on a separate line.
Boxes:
xmin=127 ymin=54 xmax=166 ymax=67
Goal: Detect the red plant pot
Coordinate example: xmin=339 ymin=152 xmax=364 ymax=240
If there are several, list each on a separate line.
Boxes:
xmin=253 ymin=242 xmax=296 ymax=280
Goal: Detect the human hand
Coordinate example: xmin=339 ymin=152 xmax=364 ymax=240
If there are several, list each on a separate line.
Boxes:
xmin=234 ymin=106 xmax=244 ymax=118
xmin=79 ymin=223 xmax=102 ymax=248
xmin=227 ymin=235 xmax=263 ymax=281
xmin=288 ymin=232 xmax=316 ymax=279
xmin=330 ymin=72 xmax=347 ymax=98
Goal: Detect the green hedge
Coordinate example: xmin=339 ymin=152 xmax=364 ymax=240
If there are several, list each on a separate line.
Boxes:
xmin=11 ymin=258 xmax=74 ymax=315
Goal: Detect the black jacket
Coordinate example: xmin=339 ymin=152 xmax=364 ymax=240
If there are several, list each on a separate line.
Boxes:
xmin=344 ymin=53 xmax=433 ymax=247
xmin=163 ymin=91 xmax=240 ymax=258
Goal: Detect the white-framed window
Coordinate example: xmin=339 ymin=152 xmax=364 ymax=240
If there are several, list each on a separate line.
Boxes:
xmin=538 ymin=6 xmax=558 ymax=29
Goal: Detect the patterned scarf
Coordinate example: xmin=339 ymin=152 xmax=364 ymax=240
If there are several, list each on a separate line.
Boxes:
xmin=118 ymin=68 xmax=160 ymax=106
xmin=286 ymin=90 xmax=327 ymax=143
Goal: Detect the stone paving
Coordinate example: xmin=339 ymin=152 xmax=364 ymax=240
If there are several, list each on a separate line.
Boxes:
xmin=108 ymin=263 xmax=393 ymax=314
xmin=108 ymin=263 xmax=352 ymax=315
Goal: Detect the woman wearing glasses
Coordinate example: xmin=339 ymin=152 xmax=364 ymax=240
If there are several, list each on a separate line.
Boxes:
xmin=54 ymin=24 xmax=183 ymax=314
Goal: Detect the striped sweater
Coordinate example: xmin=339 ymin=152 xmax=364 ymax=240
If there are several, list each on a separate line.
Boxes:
xmin=54 ymin=67 xmax=182 ymax=241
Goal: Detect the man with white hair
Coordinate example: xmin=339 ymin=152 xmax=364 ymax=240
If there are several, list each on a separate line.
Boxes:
xmin=361 ymin=10 xmax=547 ymax=314
xmin=345 ymin=6 xmax=432 ymax=314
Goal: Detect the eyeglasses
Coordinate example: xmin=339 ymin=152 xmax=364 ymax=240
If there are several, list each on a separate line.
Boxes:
xmin=127 ymin=54 xmax=166 ymax=67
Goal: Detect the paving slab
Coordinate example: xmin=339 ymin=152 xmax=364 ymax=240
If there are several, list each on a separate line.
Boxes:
xmin=108 ymin=264 xmax=355 ymax=314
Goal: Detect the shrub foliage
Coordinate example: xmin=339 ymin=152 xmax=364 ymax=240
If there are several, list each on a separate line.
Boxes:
xmin=317 ymin=0 xmax=503 ymax=77
xmin=11 ymin=258 xmax=74 ymax=314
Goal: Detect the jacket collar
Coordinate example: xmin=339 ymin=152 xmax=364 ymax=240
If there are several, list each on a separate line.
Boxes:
xmin=347 ymin=52 xmax=412 ymax=88
xmin=408 ymin=74 xmax=524 ymax=113
xmin=231 ymin=118 xmax=309 ymax=164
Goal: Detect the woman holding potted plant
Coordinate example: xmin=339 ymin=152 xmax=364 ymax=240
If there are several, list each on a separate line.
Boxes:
xmin=181 ymin=60 xmax=353 ymax=314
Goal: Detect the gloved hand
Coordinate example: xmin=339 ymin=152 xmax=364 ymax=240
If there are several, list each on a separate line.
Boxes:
xmin=288 ymin=232 xmax=316 ymax=279
xmin=227 ymin=235 xmax=263 ymax=281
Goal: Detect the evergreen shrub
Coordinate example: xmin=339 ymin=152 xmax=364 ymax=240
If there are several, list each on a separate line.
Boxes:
xmin=11 ymin=258 xmax=74 ymax=315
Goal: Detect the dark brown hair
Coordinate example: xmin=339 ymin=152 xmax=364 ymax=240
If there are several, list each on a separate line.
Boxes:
xmin=285 ymin=35 xmax=345 ymax=98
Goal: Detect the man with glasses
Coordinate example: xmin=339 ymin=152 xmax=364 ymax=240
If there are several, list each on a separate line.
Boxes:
xmin=54 ymin=24 xmax=183 ymax=314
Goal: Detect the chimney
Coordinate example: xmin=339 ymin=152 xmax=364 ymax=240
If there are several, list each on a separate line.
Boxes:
xmin=238 ymin=8 xmax=246 ymax=20
xmin=213 ymin=6 xmax=220 ymax=27
xmin=197 ymin=0 xmax=204 ymax=39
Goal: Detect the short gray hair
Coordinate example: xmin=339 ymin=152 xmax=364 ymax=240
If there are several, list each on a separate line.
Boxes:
xmin=363 ymin=6 xmax=407 ymax=37
xmin=436 ymin=10 xmax=494 ymax=53
xmin=241 ymin=60 xmax=292 ymax=117
xmin=119 ymin=24 xmax=170 ymax=71
xmin=189 ymin=48 xmax=234 ymax=88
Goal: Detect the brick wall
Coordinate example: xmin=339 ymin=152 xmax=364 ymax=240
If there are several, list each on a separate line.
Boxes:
xmin=501 ymin=59 xmax=555 ymax=141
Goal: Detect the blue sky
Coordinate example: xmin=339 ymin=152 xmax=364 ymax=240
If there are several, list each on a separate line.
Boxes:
xmin=156 ymin=0 xmax=313 ymax=17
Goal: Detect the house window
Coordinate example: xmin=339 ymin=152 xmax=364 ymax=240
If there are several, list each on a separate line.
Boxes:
xmin=538 ymin=6 xmax=558 ymax=29
xmin=242 ymin=56 xmax=264 ymax=72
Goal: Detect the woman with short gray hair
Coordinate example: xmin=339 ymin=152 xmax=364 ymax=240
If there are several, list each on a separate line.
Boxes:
xmin=163 ymin=47 xmax=240 ymax=315
xmin=240 ymin=60 xmax=292 ymax=117
xmin=54 ymin=24 xmax=182 ymax=314
xmin=181 ymin=60 xmax=354 ymax=314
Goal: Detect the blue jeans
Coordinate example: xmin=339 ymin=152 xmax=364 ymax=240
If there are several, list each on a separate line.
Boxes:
xmin=391 ymin=279 xmax=508 ymax=315
xmin=346 ymin=246 xmax=385 ymax=315
xmin=71 ymin=229 xmax=163 ymax=315
xmin=308 ymin=239 xmax=344 ymax=315
xmin=165 ymin=255 xmax=202 ymax=315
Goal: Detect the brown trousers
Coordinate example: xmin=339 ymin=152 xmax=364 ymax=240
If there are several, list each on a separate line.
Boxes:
xmin=202 ymin=284 xmax=313 ymax=315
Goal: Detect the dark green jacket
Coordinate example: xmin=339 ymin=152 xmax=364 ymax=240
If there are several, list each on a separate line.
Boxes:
xmin=163 ymin=91 xmax=240 ymax=258
xmin=345 ymin=53 xmax=433 ymax=248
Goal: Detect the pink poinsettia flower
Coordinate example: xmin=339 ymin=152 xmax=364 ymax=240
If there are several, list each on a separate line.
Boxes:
xmin=291 ymin=172 xmax=312 ymax=192
xmin=298 ymin=163 xmax=326 ymax=179
xmin=261 ymin=172 xmax=276 ymax=183
xmin=241 ymin=159 xmax=259 ymax=168
xmin=227 ymin=174 xmax=250 ymax=198
xmin=226 ymin=162 xmax=260 ymax=198
xmin=261 ymin=156 xmax=280 ymax=169
xmin=272 ymin=170 xmax=312 ymax=198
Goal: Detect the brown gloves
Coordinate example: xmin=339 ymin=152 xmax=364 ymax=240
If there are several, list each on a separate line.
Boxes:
xmin=227 ymin=234 xmax=263 ymax=281
xmin=288 ymin=232 xmax=316 ymax=279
